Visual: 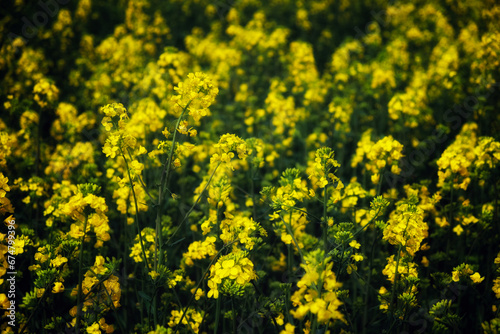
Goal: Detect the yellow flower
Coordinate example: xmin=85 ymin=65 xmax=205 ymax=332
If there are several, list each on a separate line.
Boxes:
xmin=149 ymin=271 xmax=160 ymax=280
xmin=86 ymin=322 xmax=101 ymax=334
xmin=280 ymin=323 xmax=296 ymax=334
xmin=492 ymin=277 xmax=500 ymax=298
xmin=52 ymin=282 xmax=65 ymax=293
xmin=470 ymin=272 xmax=485 ymax=284
xmin=453 ymin=224 xmax=464 ymax=236
xmin=50 ymin=255 xmax=68 ymax=268
xmin=349 ymin=240 xmax=361 ymax=249
xmin=352 ymin=254 xmax=364 ymax=262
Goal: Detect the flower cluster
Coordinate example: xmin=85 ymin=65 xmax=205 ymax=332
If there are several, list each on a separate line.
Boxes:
xmin=308 ymin=147 xmax=341 ymax=189
xmin=383 ymin=187 xmax=428 ymax=257
xmin=210 ymin=133 xmax=248 ymax=170
xmin=289 ymin=249 xmax=344 ymax=324
xmin=1 ymin=1 xmax=500 ymax=333
xmin=63 ymin=184 xmax=110 ymax=248
xmin=171 ymin=72 xmax=219 ymax=122
xmin=69 ymin=256 xmax=120 ymax=330
xmin=351 ymin=131 xmax=404 ymax=185
xmin=207 ymin=250 xmax=257 ymax=299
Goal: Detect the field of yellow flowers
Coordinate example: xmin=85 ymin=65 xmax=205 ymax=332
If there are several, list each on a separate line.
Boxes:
xmin=1 ymin=0 xmax=500 ymax=333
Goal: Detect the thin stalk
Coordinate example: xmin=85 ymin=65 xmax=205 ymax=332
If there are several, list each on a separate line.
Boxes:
xmin=102 ymin=280 xmax=127 ymax=334
xmin=174 ymin=242 xmax=234 ymax=333
xmin=75 ymin=214 xmax=89 ymax=333
xmin=377 ymin=170 xmax=384 ymax=196
xmin=122 ymin=151 xmax=154 ymax=328
xmin=362 ymin=228 xmax=378 ymax=333
xmin=19 ymin=270 xmax=59 ymax=334
xmin=323 ymin=183 xmax=328 ymax=254
xmin=164 ymin=162 xmax=221 ymax=249
xmin=311 ymin=316 xmax=318 ymax=334
xmin=121 ymin=151 xmax=151 ymax=273
xmin=250 ymin=164 xmax=257 ymax=220
xmin=390 ymin=245 xmax=403 ymax=314
xmin=126 ymin=150 xmax=155 ymax=204
xmin=214 ymin=294 xmax=222 ymax=334
xmin=281 ymin=214 xmax=305 ymax=263
xmin=231 ymin=297 xmax=237 ymax=334
xmin=156 ymin=101 xmax=192 ymax=268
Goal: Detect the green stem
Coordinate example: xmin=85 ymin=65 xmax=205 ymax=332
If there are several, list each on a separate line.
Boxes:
xmin=122 ymin=151 xmax=154 ymax=328
xmin=156 ymin=100 xmax=192 ymax=269
xmin=231 ymin=297 xmax=237 ymax=334
xmin=174 ymin=241 xmax=234 ymax=333
xmin=362 ymin=228 xmax=378 ymax=334
xmin=19 ymin=269 xmax=61 ymax=334
xmin=75 ymin=214 xmax=89 ymax=333
xmin=164 ymin=162 xmax=221 ymax=249
xmin=377 ymin=170 xmax=384 ymax=196
xmin=323 ymin=183 xmax=328 ymax=254
xmin=281 ymin=214 xmax=304 ymax=263
xmin=390 ymin=244 xmax=403 ymax=314
xmin=126 ymin=150 xmax=155 ymax=204
xmin=214 ymin=294 xmax=222 ymax=334
xmin=121 ymin=151 xmax=151 ymax=273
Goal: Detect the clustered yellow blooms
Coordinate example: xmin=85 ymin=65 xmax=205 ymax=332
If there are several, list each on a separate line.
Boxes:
xmin=268 ymin=168 xmax=314 ymax=249
xmin=29 ymin=244 xmax=69 ymax=283
xmin=0 ymin=172 xmax=14 ymax=216
xmin=182 ymin=236 xmax=217 ymax=267
xmin=168 ymin=308 xmax=203 ymax=333
xmin=63 ymin=184 xmax=110 ymax=248
xmin=207 ymin=250 xmax=257 ymax=299
xmin=69 ymin=256 xmax=120 ymax=331
xmin=50 ymin=102 xmax=95 ymax=142
xmin=219 ymin=213 xmax=266 ymax=251
xmin=210 ymin=133 xmax=248 ymax=170
xmin=101 ymin=103 xmax=146 ymax=160
xmin=308 ymin=147 xmax=341 ymax=189
xmin=288 ymin=41 xmax=326 ymax=105
xmin=438 ymin=123 xmax=500 ymax=190
xmin=381 ymin=255 xmax=419 ymax=284
xmin=351 ymin=130 xmax=404 ymax=184
xmin=289 ymin=249 xmax=344 ymax=324
xmin=1 ymin=1 xmax=499 ymax=332
xmin=170 ymin=71 xmax=219 ymax=123
xmin=383 ymin=187 xmax=428 ymax=257
xmin=451 ymin=263 xmax=484 ymax=284
xmin=33 ymin=78 xmax=59 ymax=108
xmin=129 ymin=227 xmax=156 ymax=265
xmin=436 ymin=123 xmax=500 ymax=236
xmin=45 ymin=141 xmax=95 ymax=182
xmin=483 ymin=253 xmax=500 ymax=333
xmin=379 ymin=187 xmax=429 ymax=312
xmin=379 ymin=255 xmax=419 ymax=312
xmin=85 ymin=318 xmax=114 ymax=334
xmin=388 ymin=85 xmax=426 ymax=128
xmin=328 ymin=97 xmax=354 ymax=135
xmin=493 ymin=252 xmax=500 ymax=299
xmin=437 ymin=123 xmax=478 ymax=191
xmin=266 ymin=79 xmax=306 ymax=138
xmin=101 ymin=103 xmax=149 ymax=218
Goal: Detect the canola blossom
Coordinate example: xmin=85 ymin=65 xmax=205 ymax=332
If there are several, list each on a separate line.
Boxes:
xmin=1 ymin=1 xmax=500 ymax=333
